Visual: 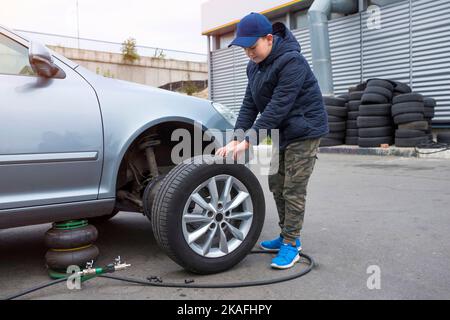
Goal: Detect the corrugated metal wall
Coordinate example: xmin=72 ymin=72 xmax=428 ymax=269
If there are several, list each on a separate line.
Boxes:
xmin=411 ymin=0 xmax=450 ymax=123
xmin=210 ymin=0 xmax=450 ymax=123
xmin=329 ymin=14 xmax=362 ymax=95
xmin=292 ymin=27 xmax=313 ymax=70
xmin=210 ymin=48 xmax=235 ymax=109
xmin=361 ymin=1 xmax=412 ymax=86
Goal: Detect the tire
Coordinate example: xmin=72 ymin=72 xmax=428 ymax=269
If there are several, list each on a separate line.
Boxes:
xmin=328 ymin=122 xmax=346 ymax=132
xmin=327 ymin=115 xmax=345 ymax=122
xmin=393 ymin=113 xmax=424 ymax=125
xmin=395 ymin=136 xmax=429 ymax=147
xmin=361 ymin=93 xmax=389 ymax=104
xmin=346 ymin=120 xmax=358 ymax=129
xmin=398 ymin=121 xmax=429 ymax=130
xmin=143 ymin=175 xmax=165 ymax=218
xmin=437 ymin=132 xmax=450 ymax=144
xmin=358 ymin=136 xmax=393 ymax=147
xmin=326 ymin=131 xmax=345 ymax=139
xmin=424 ymin=107 xmax=435 ymax=119
xmin=320 ymin=138 xmax=343 ymax=147
xmin=351 ymin=82 xmax=368 ymax=92
xmin=345 ymin=137 xmax=359 ymax=145
xmin=357 ymin=116 xmax=392 ymax=128
xmin=346 ymin=129 xmax=359 ymax=137
xmin=348 ymin=100 xmax=361 ymax=111
xmin=45 ymin=225 xmax=98 ymax=249
xmin=326 ymin=106 xmax=348 ymax=118
xmin=45 ymin=245 xmax=99 ymax=270
xmin=364 ymin=86 xmax=393 ymax=100
xmin=347 ymin=111 xmax=359 ymax=120
xmin=323 ymin=96 xmax=346 ymax=107
xmin=395 ymin=129 xmax=427 ymax=139
xmin=88 ymin=209 xmax=119 ymax=225
xmin=392 ymin=81 xmax=412 ymax=94
xmin=359 ymin=104 xmax=391 ymax=116
xmin=151 ymin=156 xmax=265 ymax=274
xmin=393 ymin=93 xmax=423 ymax=104
xmin=358 ymin=126 xmax=393 ymax=138
xmin=349 ymin=91 xmax=364 ymax=101
xmin=391 ymin=102 xmax=424 ymax=117
xmin=367 ymin=79 xmax=394 ymax=91
xmin=338 ymin=94 xmax=350 ymax=102
xmin=423 ymin=97 xmax=436 ymax=108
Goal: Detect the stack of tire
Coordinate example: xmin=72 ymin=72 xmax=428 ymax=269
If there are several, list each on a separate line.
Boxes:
xmin=392 ymin=93 xmax=430 ymax=147
xmin=45 ymin=220 xmax=99 ymax=278
xmin=357 ymin=79 xmax=395 ymax=147
xmin=423 ymin=97 xmax=436 ymax=141
xmin=345 ymin=90 xmax=364 ymax=145
xmin=392 ymin=80 xmax=412 ymax=97
xmin=321 ymin=96 xmax=347 ymax=147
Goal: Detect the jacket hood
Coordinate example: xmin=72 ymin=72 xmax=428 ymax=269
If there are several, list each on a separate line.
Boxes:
xmin=259 ymin=22 xmax=302 ymax=67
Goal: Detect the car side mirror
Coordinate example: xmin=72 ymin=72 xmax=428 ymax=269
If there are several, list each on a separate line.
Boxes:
xmin=28 ymin=41 xmax=65 ymax=78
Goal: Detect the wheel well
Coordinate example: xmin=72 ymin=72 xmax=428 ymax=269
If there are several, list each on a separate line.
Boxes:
xmin=114 ymin=121 xmax=216 ymax=213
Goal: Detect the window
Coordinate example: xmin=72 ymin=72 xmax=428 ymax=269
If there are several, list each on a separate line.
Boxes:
xmin=0 ymin=33 xmax=35 ymax=76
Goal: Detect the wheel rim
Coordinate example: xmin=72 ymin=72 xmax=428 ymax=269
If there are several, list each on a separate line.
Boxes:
xmin=181 ymin=174 xmax=254 ymax=258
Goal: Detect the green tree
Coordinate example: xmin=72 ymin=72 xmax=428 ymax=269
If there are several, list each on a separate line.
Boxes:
xmin=121 ymin=38 xmax=140 ymax=63
xmin=183 ymin=81 xmax=198 ymax=96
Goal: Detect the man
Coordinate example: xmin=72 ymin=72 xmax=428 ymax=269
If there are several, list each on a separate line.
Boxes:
xmin=216 ymin=12 xmax=328 ymax=269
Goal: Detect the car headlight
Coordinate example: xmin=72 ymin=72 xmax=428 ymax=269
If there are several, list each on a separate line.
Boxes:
xmin=212 ymin=102 xmax=237 ymax=127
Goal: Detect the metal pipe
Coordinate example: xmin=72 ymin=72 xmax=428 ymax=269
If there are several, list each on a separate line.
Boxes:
xmin=308 ymin=0 xmax=358 ymax=95
xmin=207 ymin=35 xmax=212 ymax=100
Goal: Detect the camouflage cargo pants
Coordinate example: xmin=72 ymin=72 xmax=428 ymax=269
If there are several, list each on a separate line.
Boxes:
xmin=268 ymin=138 xmax=321 ymax=243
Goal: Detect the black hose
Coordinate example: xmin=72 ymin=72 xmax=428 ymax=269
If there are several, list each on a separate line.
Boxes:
xmin=3 ymin=278 xmax=69 ymax=300
xmin=414 ymin=141 xmax=450 ymax=154
xmin=100 ymin=252 xmax=314 ymax=289
xmin=2 ymin=251 xmax=314 ymax=300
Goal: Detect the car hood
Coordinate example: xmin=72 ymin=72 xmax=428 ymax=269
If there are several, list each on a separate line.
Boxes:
xmin=74 ymin=65 xmax=233 ymax=132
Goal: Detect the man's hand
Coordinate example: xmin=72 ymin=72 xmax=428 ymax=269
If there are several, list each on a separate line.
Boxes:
xmin=232 ymin=140 xmax=250 ymax=161
xmin=215 ymin=140 xmax=250 ymax=161
xmin=215 ymin=140 xmax=239 ymax=158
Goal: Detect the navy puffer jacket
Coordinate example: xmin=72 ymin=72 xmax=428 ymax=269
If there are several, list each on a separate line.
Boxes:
xmin=233 ymin=22 xmax=329 ymax=150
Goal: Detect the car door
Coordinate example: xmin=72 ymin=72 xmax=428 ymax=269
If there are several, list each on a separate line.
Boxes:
xmin=0 ymin=31 xmax=104 ymax=210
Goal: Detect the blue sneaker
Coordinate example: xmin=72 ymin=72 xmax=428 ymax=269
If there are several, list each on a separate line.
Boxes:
xmin=260 ymin=236 xmax=302 ymax=252
xmin=271 ymin=243 xmax=300 ymax=269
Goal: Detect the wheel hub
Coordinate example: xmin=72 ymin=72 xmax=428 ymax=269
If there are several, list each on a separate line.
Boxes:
xmin=181 ymin=174 xmax=254 ymax=258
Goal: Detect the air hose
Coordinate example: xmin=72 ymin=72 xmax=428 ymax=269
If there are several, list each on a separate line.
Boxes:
xmin=414 ymin=141 xmax=450 ymax=154
xmin=2 ymin=251 xmax=315 ymax=300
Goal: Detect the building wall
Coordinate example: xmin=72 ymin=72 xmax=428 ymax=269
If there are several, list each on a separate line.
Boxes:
xmin=201 ymin=0 xmax=305 ymax=34
xmin=50 ymin=46 xmax=208 ymax=88
xmin=208 ymin=0 xmax=450 ymax=125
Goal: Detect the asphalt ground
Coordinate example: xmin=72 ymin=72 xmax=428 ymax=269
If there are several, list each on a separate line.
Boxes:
xmin=1 ymin=153 xmax=450 ymax=300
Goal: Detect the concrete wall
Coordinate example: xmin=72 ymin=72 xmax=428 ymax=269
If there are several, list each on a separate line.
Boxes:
xmin=49 ymin=46 xmax=208 ymax=88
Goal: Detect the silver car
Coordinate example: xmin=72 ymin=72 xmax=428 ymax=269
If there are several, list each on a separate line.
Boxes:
xmin=0 ymin=25 xmax=265 ymax=274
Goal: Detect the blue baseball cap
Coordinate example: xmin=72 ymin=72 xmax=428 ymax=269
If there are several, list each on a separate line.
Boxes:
xmin=228 ymin=12 xmax=273 ymax=48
